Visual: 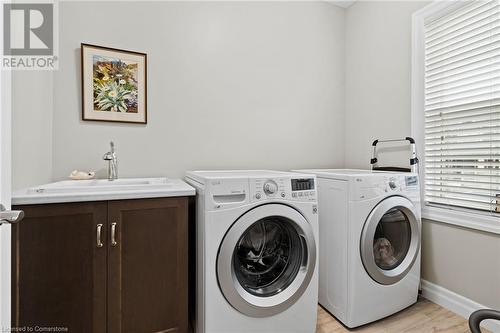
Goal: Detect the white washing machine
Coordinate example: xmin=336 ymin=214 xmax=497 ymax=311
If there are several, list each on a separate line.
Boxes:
xmin=185 ymin=170 xmax=319 ymax=333
xmin=293 ymin=169 xmax=421 ymax=328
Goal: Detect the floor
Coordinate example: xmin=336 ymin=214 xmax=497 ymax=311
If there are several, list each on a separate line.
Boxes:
xmin=316 ymin=298 xmax=489 ymax=333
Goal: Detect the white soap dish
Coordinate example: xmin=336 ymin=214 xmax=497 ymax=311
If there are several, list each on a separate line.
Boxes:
xmin=69 ymin=170 xmax=96 ymax=180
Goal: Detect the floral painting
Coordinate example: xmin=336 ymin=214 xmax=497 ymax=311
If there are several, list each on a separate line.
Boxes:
xmin=82 ymin=44 xmax=147 ymax=124
xmin=93 ymin=56 xmax=138 ymax=113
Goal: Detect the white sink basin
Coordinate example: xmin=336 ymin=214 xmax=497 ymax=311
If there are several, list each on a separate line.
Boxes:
xmin=13 ymin=178 xmax=195 ymax=205
xmin=27 ymin=177 xmax=171 ymax=194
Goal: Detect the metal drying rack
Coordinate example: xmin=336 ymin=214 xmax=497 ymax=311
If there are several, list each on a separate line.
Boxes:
xmin=370 ymin=137 xmax=419 ymax=173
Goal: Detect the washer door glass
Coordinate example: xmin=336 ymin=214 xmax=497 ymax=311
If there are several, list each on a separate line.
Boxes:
xmin=373 ymin=208 xmax=412 ymax=271
xmin=217 ymin=204 xmax=316 ymax=317
xmin=234 ymin=216 xmax=302 ymax=297
xmin=360 ymin=196 xmax=420 ymax=285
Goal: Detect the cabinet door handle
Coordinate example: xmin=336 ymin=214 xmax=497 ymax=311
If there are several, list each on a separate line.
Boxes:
xmin=96 ymin=224 xmax=103 ymax=248
xmin=111 ymin=222 xmax=117 ymax=246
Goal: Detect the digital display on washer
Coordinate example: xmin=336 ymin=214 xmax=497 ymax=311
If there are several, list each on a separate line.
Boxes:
xmin=291 ymin=178 xmax=315 ymax=191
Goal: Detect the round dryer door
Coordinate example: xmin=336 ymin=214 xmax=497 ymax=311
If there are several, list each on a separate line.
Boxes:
xmin=360 ymin=196 xmax=420 ymax=285
xmin=217 ymin=204 xmax=316 ymax=317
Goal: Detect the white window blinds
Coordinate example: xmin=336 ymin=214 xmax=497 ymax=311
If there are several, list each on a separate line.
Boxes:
xmin=424 ymin=0 xmax=500 ymax=214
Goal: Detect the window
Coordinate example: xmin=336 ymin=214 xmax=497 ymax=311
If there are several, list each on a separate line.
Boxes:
xmin=413 ymin=0 xmax=500 ymax=231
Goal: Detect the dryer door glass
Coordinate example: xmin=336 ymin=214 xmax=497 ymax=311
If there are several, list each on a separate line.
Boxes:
xmin=373 ymin=208 xmax=411 ymax=270
xmin=360 ymin=196 xmax=420 ymax=285
xmin=233 ymin=216 xmax=302 ymax=297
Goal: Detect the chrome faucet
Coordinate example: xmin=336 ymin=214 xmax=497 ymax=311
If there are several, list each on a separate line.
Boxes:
xmin=103 ymin=141 xmax=118 ymax=181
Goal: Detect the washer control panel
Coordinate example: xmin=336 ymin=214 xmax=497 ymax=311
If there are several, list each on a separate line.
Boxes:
xmin=250 ymin=177 xmax=316 ymax=202
xmin=263 ymin=180 xmax=279 ymax=195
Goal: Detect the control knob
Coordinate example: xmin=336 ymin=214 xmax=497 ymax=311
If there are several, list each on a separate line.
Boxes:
xmin=263 ymin=181 xmax=278 ymax=195
xmin=389 ymin=180 xmax=397 ymax=190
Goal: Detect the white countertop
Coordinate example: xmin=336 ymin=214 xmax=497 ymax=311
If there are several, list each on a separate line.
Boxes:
xmin=12 ymin=178 xmax=195 ymax=205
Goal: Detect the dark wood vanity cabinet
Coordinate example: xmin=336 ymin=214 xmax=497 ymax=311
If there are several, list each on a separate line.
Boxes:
xmin=12 ymin=197 xmax=189 ymax=333
xmin=12 ymin=202 xmax=108 ymax=332
xmin=107 ymin=198 xmax=188 ymax=333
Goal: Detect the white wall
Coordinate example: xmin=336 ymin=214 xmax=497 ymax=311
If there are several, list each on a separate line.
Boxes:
xmin=344 ymin=0 xmax=500 ymax=310
xmin=345 ymin=1 xmax=426 ymax=169
xmin=12 ymin=72 xmax=53 ymax=190
xmin=422 ymin=221 xmax=500 ymax=309
xmin=41 ymin=1 xmax=344 ymax=184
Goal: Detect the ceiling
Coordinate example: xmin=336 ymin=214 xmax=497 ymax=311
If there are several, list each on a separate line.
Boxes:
xmin=327 ymin=0 xmax=357 ymax=9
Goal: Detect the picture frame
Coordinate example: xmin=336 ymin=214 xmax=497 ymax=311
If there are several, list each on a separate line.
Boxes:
xmin=81 ymin=43 xmax=147 ymax=124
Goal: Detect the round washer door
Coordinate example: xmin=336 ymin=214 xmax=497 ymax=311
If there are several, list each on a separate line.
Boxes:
xmin=217 ymin=204 xmax=316 ymax=317
xmin=360 ymin=196 xmax=420 ymax=285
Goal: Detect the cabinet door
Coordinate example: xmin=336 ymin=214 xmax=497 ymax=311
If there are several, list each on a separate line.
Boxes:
xmin=107 ymin=197 xmax=188 ymax=333
xmin=12 ymin=202 xmax=107 ymax=333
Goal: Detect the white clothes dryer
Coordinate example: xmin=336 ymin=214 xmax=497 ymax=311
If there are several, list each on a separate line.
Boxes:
xmin=293 ymin=169 xmax=421 ymax=328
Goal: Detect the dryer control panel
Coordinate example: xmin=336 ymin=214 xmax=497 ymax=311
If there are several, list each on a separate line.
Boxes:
xmin=349 ymin=173 xmax=420 ymax=202
xmin=250 ymin=177 xmax=317 ymax=203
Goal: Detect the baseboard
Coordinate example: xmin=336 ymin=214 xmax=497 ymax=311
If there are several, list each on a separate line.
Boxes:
xmin=421 ymin=279 xmax=500 ymax=333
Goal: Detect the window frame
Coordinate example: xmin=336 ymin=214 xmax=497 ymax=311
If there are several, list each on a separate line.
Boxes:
xmin=411 ymin=0 xmax=500 ymax=235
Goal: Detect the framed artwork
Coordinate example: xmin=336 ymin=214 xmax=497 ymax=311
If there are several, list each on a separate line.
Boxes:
xmin=81 ymin=43 xmax=147 ymax=124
